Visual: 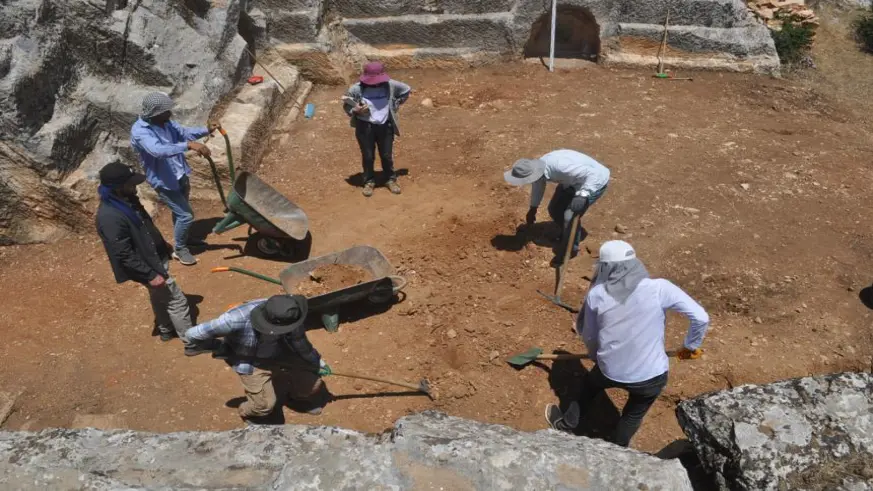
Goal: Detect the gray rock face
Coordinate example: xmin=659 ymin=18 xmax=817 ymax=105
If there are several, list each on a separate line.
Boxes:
xmin=616 ymin=24 xmax=776 ymax=57
xmin=328 ymin=0 xmax=515 ymax=18
xmin=343 ymin=12 xmax=515 ymax=50
xmin=0 ymin=411 xmax=693 ymax=490
xmin=677 ymin=372 xmax=873 ymax=491
xmin=0 ymin=0 xmax=249 ymax=244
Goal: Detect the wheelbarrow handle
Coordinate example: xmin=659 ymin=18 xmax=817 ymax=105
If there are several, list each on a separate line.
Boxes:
xmin=211 ymin=266 xmax=282 ymax=286
xmin=218 ymin=127 xmax=236 ymax=183
xmin=388 ymin=275 xmax=408 ymax=294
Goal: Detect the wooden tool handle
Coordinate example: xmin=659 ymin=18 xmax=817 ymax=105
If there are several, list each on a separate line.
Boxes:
xmin=330 ymin=370 xmax=424 ymax=392
xmin=537 ymin=353 xmax=590 ymax=361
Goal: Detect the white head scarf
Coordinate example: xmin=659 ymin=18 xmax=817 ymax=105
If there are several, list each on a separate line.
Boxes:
xmin=593 ymin=241 xmax=649 ymax=304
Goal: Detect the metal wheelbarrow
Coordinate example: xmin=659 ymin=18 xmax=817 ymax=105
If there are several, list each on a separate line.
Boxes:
xmin=212 ymin=245 xmax=407 ymax=331
xmin=206 ymin=128 xmax=311 ymax=260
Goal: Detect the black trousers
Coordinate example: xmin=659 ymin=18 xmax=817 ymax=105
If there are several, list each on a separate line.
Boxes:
xmin=577 ymin=365 xmax=668 ymax=447
xmin=355 ymin=120 xmax=396 ymax=184
xmin=547 ymin=185 xmax=588 ymax=256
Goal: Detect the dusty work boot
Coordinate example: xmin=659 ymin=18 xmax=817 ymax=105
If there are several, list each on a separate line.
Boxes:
xmin=184 ymin=345 xmax=213 ymax=357
xmin=159 ymin=330 xmax=175 ymax=342
xmin=289 ymin=388 xmax=332 ymax=415
xmin=386 ymin=180 xmax=402 ymax=195
xmin=545 ymin=403 xmax=575 ymax=434
xmin=172 ymin=247 xmax=198 ymax=266
xmin=362 ymin=181 xmax=375 ymax=197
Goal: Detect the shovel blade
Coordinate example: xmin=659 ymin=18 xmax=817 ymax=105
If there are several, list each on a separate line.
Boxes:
xmin=419 ymin=379 xmax=433 ymax=399
xmin=507 ymin=347 xmax=545 ymax=367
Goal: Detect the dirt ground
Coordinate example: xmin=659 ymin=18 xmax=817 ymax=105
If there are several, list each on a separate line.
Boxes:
xmin=2 ymin=25 xmax=873 ymax=455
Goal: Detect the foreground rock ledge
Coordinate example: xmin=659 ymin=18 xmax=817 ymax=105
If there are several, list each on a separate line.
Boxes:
xmin=677 ymin=372 xmax=873 ymax=491
xmin=0 ymin=411 xmax=692 ymax=490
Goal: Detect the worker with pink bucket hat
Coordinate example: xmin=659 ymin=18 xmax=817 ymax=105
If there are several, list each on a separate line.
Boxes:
xmin=342 ymin=61 xmax=412 ymax=197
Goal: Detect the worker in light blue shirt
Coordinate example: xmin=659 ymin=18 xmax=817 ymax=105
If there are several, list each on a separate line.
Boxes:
xmin=504 ymin=149 xmax=609 ymax=266
xmin=130 ymin=92 xmax=219 ymax=266
xmin=545 ymin=240 xmax=710 ymax=448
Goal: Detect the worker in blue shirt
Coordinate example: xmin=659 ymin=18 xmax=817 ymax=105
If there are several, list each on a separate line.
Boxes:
xmin=130 ymin=92 xmax=220 ymax=266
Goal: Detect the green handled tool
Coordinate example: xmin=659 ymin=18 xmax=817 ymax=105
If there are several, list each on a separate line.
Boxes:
xmin=507 ymin=347 xmax=693 ymax=367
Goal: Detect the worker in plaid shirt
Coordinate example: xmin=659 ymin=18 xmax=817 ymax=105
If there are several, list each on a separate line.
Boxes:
xmin=186 ymin=295 xmax=332 ymax=423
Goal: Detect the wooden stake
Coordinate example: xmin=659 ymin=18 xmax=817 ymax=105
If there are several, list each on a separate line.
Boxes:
xmin=657 ymin=7 xmax=671 ymax=74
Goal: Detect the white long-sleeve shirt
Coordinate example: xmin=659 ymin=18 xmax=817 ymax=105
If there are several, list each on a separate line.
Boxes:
xmin=577 ymin=278 xmax=710 ymax=383
xmin=530 ymin=149 xmax=610 ymax=208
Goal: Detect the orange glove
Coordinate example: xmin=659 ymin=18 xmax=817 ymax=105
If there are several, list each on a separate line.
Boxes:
xmin=677 ymin=347 xmax=704 ymax=360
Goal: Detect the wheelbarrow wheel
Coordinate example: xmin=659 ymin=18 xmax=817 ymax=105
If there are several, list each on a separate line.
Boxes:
xmin=244 ymin=233 xmax=282 ymax=258
xmin=280 ymin=233 xmax=312 ymax=262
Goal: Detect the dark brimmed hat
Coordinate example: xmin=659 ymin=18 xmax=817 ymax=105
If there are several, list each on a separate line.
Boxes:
xmin=99 ymin=162 xmax=146 ymax=188
xmin=251 ymin=295 xmax=309 ymax=335
xmin=360 ymin=61 xmax=390 ymax=85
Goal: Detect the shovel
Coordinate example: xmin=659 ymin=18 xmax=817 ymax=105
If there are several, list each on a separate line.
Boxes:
xmin=507 ymin=347 xmax=590 ymax=367
xmin=537 ymin=216 xmax=581 ymax=313
xmin=507 ymin=347 xmax=690 ymax=367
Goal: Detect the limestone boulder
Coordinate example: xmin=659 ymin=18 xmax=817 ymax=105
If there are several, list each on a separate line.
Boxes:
xmin=0 ymin=0 xmax=250 ymax=244
xmin=677 ymin=372 xmax=873 ymax=490
xmin=0 ymin=410 xmax=693 ymax=490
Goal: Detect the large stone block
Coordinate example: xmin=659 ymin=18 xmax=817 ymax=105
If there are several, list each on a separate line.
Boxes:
xmin=0 ymin=0 xmax=250 ymax=243
xmin=343 ymin=12 xmax=515 ymax=50
xmin=616 ymin=23 xmax=777 ymax=57
xmin=328 ymin=0 xmax=514 ymax=18
xmin=678 ymin=372 xmax=873 ymax=490
xmin=0 ymin=411 xmax=693 ymax=490
xmin=392 ymin=411 xmax=695 ymax=490
xmin=189 ymin=59 xmax=301 ymax=199
xmin=267 ymin=8 xmax=323 ymax=43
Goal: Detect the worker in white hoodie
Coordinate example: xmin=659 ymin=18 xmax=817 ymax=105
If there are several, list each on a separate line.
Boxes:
xmin=504 ymin=149 xmax=609 ymax=266
xmin=545 ymin=240 xmax=710 ymax=447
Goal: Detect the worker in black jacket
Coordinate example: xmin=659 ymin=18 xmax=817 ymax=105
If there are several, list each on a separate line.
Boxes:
xmin=95 ymin=162 xmax=194 ymax=353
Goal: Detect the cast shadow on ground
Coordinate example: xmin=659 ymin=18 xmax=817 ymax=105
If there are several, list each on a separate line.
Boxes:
xmin=188 ymin=217 xmax=246 ymax=257
xmin=345 ymin=168 xmax=409 ymax=188
xmin=491 ymin=223 xmax=588 ymax=253
xmin=858 ymin=286 xmax=873 ymax=310
xmin=331 ymin=391 xmax=426 ymax=401
xmin=186 ymin=294 xmax=204 ymax=325
xmin=222 ymin=232 xmax=312 ymax=264
xmin=189 ymin=217 xmax=222 ymax=244
xmin=513 ymin=350 xmax=620 ymax=440
xmin=302 ymin=292 xmax=404 ymax=332
xmin=656 ymin=439 xmax=717 ymax=490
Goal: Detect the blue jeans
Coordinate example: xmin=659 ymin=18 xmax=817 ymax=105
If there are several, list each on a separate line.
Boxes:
xmin=156 ymin=176 xmax=194 ymax=251
xmin=548 ymin=184 xmax=607 ymax=257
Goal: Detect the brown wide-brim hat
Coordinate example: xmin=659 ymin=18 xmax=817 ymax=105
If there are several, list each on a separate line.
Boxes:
xmin=250 ymin=294 xmax=309 ymax=335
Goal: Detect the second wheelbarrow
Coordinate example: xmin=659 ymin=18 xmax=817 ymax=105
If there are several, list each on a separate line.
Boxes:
xmin=207 ymin=128 xmax=311 ymax=260
xmin=212 ymin=245 xmax=407 ymax=331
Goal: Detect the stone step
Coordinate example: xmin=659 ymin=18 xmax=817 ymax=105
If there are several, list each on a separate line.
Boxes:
xmin=330 ymin=0 xmax=514 ymax=18
xmin=342 ymin=12 xmax=514 ymax=51
xmin=611 ymin=0 xmax=756 ymax=28
xmin=266 ymin=8 xmax=322 ymax=44
xmin=188 ymin=60 xmax=302 ymax=200
xmin=616 ymin=23 xmax=777 ymax=58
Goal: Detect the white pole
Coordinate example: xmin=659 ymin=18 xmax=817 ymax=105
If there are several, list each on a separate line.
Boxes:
xmin=549 ymin=0 xmax=557 ymax=72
